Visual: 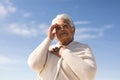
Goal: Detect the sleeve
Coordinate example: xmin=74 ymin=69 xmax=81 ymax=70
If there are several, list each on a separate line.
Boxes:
xmin=61 ymin=46 xmax=97 ymax=80
xmin=27 ymin=37 xmax=52 ymax=72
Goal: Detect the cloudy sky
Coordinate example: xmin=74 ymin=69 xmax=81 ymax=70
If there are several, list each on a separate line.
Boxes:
xmin=0 ymin=0 xmax=120 ymax=80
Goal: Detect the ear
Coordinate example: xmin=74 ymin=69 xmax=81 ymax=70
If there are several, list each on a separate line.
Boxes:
xmin=72 ymin=27 xmax=75 ymax=33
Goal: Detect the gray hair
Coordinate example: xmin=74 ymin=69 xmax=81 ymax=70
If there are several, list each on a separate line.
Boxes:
xmin=51 ymin=13 xmax=74 ymax=27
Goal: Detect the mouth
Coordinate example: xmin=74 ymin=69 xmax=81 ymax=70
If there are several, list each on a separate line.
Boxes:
xmin=60 ymin=32 xmax=68 ymax=36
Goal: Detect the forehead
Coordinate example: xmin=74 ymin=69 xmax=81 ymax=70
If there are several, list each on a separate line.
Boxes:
xmin=56 ymin=19 xmax=70 ymax=25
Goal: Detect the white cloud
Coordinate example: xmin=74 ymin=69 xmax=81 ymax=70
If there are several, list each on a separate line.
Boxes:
xmin=0 ymin=0 xmax=48 ymax=37
xmin=0 ymin=22 xmax=113 ymax=40
xmin=7 ymin=23 xmax=38 ymax=37
xmin=3 ymin=0 xmax=12 ymax=5
xmin=0 ymin=0 xmax=16 ymax=19
xmin=38 ymin=23 xmax=49 ymax=34
xmin=0 ymin=22 xmax=49 ymax=37
xmin=7 ymin=5 xmax=16 ymax=13
xmin=74 ymin=21 xmax=90 ymax=25
xmin=0 ymin=55 xmax=26 ymax=65
xmin=0 ymin=5 xmax=8 ymax=18
xmin=0 ymin=55 xmax=11 ymax=64
xmin=23 ymin=12 xmax=31 ymax=17
xmin=76 ymin=34 xmax=96 ymax=40
xmin=75 ymin=24 xmax=113 ymax=41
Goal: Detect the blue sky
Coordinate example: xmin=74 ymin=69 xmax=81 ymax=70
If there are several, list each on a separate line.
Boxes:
xmin=0 ymin=0 xmax=120 ymax=80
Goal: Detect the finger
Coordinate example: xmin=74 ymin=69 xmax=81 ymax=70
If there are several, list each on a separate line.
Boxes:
xmin=55 ymin=47 xmax=60 ymax=51
xmin=50 ymin=24 xmax=58 ymax=31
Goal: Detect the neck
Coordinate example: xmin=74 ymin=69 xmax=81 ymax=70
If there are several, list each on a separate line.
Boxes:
xmin=59 ymin=38 xmax=73 ymax=46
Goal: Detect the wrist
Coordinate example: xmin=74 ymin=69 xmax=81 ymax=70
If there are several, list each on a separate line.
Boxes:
xmin=59 ymin=46 xmax=66 ymax=55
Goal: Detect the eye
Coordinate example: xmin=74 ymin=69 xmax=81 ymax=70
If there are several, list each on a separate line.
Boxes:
xmin=56 ymin=26 xmax=61 ymax=30
xmin=63 ymin=23 xmax=68 ymax=28
xmin=63 ymin=24 xmax=67 ymax=27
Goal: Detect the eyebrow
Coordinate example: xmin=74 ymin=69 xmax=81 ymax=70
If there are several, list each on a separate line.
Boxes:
xmin=62 ymin=23 xmax=68 ymax=26
xmin=57 ymin=23 xmax=68 ymax=27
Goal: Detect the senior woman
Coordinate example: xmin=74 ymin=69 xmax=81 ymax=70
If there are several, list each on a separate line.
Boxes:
xmin=28 ymin=13 xmax=97 ymax=80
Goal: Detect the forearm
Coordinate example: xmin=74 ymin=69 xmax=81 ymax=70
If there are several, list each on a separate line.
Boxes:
xmin=61 ymin=49 xmax=97 ymax=80
xmin=28 ymin=37 xmax=52 ymax=72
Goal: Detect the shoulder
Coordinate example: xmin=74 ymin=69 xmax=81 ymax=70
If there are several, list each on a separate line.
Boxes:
xmin=69 ymin=41 xmax=90 ymax=49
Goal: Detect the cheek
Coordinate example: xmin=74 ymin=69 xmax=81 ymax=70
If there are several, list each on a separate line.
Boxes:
xmin=68 ymin=30 xmax=73 ymax=35
xmin=55 ymin=32 xmax=60 ymax=37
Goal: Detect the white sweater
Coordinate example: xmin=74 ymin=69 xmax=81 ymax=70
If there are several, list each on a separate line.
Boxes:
xmin=28 ymin=37 xmax=97 ymax=80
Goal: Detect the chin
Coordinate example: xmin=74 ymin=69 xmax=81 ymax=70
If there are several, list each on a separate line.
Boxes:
xmin=61 ymin=37 xmax=69 ymax=41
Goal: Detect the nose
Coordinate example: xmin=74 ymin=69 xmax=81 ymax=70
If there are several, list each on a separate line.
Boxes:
xmin=61 ymin=26 xmax=64 ymax=30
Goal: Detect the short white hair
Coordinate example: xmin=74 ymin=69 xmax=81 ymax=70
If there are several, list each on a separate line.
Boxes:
xmin=51 ymin=13 xmax=74 ymax=27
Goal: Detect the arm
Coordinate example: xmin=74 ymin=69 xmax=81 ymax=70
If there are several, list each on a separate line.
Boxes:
xmin=28 ymin=24 xmax=57 ymax=71
xmin=61 ymin=46 xmax=97 ymax=80
xmin=27 ymin=24 xmax=58 ymax=72
xmin=27 ymin=37 xmax=52 ymax=72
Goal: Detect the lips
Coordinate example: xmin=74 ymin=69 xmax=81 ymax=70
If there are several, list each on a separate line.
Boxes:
xmin=60 ymin=31 xmax=68 ymax=36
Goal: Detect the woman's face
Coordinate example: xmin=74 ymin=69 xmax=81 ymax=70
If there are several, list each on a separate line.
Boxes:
xmin=55 ymin=19 xmax=75 ymax=45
